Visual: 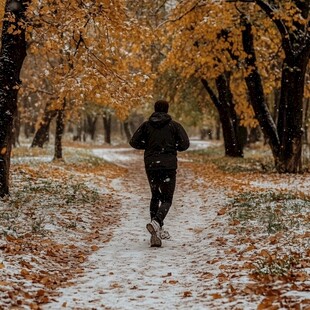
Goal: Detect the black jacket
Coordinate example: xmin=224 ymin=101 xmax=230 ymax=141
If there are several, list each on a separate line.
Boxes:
xmin=129 ymin=112 xmax=190 ymax=170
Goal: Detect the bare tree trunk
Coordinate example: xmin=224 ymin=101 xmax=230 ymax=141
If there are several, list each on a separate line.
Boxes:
xmin=73 ymin=121 xmax=83 ymax=141
xmin=202 ymin=78 xmax=243 ymax=157
xmin=215 ymin=119 xmax=221 ymax=140
xmin=273 ymin=88 xmax=281 ymax=125
xmin=239 ymin=0 xmax=310 ymax=172
xmin=103 ymin=111 xmax=112 ymax=144
xmin=31 ymin=107 xmax=57 ymax=147
xmin=12 ymin=110 xmax=20 ymax=147
xmin=248 ymin=126 xmax=261 ymax=144
xmin=241 ymin=11 xmax=309 ymax=172
xmin=276 ymin=54 xmax=308 ymax=172
xmin=304 ymin=98 xmax=309 ymax=144
xmin=86 ymin=114 xmax=97 ymax=141
xmin=241 ymin=15 xmax=280 ymax=161
xmin=123 ymin=120 xmax=132 ymax=143
xmin=54 ymin=99 xmax=66 ymax=160
xmin=216 ymin=73 xmax=246 ymax=156
xmin=0 ymin=0 xmax=28 ymax=197
xmin=24 ymin=122 xmax=35 ymax=139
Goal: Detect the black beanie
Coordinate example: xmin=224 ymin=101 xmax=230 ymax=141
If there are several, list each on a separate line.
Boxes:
xmin=154 ymin=100 xmax=169 ymax=113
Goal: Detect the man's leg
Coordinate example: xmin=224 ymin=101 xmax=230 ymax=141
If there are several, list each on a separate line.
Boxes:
xmin=153 ymin=170 xmax=176 ymax=227
xmin=146 ymin=170 xmax=162 ymax=247
xmin=146 ymin=170 xmax=161 ymax=220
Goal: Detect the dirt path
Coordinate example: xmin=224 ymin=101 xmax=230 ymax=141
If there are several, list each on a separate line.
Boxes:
xmin=43 ymin=148 xmax=256 ymax=309
xmin=2 ymin=143 xmax=308 ymax=309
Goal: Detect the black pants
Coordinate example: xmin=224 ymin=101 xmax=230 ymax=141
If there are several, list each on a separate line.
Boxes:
xmin=146 ymin=169 xmax=176 ymax=227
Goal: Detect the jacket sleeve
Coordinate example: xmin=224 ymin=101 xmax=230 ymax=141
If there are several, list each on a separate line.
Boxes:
xmin=175 ymin=122 xmax=190 ymax=152
xmin=129 ymin=122 xmax=147 ymax=150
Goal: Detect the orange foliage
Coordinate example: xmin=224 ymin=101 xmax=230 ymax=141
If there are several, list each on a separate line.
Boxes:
xmin=158 ymin=1 xmax=307 ymax=126
xmin=19 ymin=0 xmax=154 ymax=122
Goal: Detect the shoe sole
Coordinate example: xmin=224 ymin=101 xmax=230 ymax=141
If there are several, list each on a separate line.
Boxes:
xmin=160 ymin=233 xmax=171 ymax=240
xmin=146 ymin=223 xmax=162 ymax=247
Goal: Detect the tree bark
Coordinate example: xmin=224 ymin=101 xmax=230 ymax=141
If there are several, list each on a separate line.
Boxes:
xmin=123 ymin=120 xmax=132 ymax=143
xmin=215 ymin=119 xmax=221 ymax=140
xmin=241 ymin=4 xmax=310 ymax=172
xmin=31 ymin=107 xmax=57 ymax=147
xmin=248 ymin=126 xmax=261 ymax=144
xmin=272 ymin=88 xmax=281 ymax=125
xmin=86 ymin=114 xmax=97 ymax=141
xmin=0 ymin=0 xmax=28 ymax=197
xmin=54 ymin=99 xmax=66 ymax=160
xmin=241 ymin=15 xmax=280 ymax=160
xmin=276 ymin=54 xmax=308 ymax=172
xmin=12 ymin=110 xmax=20 ymax=147
xmin=216 ymin=73 xmax=246 ymax=155
xmin=24 ymin=122 xmax=35 ymax=138
xmin=103 ymin=111 xmax=112 ymax=144
xmin=201 ymin=77 xmax=243 ymax=157
xmin=304 ymin=98 xmax=309 ymax=144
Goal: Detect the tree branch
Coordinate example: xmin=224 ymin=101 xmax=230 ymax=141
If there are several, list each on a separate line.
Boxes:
xmin=226 ymin=0 xmax=293 ymax=54
xmin=201 ymin=78 xmax=221 ymax=109
xmin=157 ymin=0 xmax=206 ymax=28
xmin=254 ymin=0 xmax=292 ymax=53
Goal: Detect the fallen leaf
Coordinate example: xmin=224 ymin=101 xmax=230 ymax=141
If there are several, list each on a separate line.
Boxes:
xmin=257 ymin=297 xmax=277 ymax=309
xmin=211 ymin=293 xmax=222 ymax=299
xmin=217 ymin=208 xmax=227 ymax=215
xmin=200 ymin=272 xmax=214 ymax=279
xmin=6 ymin=235 xmax=16 ymax=242
xmin=228 ymin=229 xmax=237 ymax=234
xmin=91 ymin=245 xmax=99 ymax=251
xmin=110 ymin=283 xmax=121 ymax=288
xmin=183 ymin=291 xmax=192 ymax=298
xmin=30 ymin=303 xmax=39 ymax=310
xmin=20 ymin=260 xmax=33 ymax=269
xmin=21 ymin=269 xmax=30 ymax=276
xmin=36 ymin=289 xmax=45 ymax=297
xmin=217 ymin=273 xmax=229 ymax=282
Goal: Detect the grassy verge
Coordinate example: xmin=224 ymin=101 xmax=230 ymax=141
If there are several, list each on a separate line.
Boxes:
xmin=229 ymin=191 xmax=310 ymax=234
xmin=185 ymin=143 xmax=309 ymax=308
xmin=188 ymin=142 xmax=310 ymax=173
xmin=0 ymin=146 xmax=124 ymax=309
xmin=228 ymin=190 xmax=309 ymax=288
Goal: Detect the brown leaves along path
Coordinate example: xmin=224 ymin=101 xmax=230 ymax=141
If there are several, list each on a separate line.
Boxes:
xmin=45 ymin=145 xmax=309 ymax=309
xmin=1 ymin=144 xmax=309 ymax=309
xmin=0 ymin=146 xmax=123 ymax=309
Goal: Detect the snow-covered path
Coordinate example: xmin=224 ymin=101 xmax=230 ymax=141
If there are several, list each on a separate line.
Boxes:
xmin=43 ymin=144 xmax=245 ymax=309
xmin=2 ymin=141 xmax=308 ymax=309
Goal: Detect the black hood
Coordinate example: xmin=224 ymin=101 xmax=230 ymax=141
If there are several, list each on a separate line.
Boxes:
xmin=149 ymin=112 xmax=172 ymax=128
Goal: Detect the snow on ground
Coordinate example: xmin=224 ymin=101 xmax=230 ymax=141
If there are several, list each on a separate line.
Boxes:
xmin=249 ymin=176 xmax=310 ymax=193
xmin=44 ymin=169 xmax=220 ymax=309
xmin=41 ymin=143 xmax=309 ymax=309
xmin=92 ymin=148 xmax=140 ymax=166
xmin=91 ymin=139 xmax=213 ymax=164
xmin=11 ymin=156 xmax=53 ymax=163
xmin=187 ymin=139 xmax=214 ymax=151
xmin=44 ymin=143 xmax=253 ymax=310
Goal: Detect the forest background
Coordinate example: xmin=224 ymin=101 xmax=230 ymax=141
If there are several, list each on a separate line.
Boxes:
xmin=0 ymin=0 xmax=309 ymax=197
xmin=0 ymin=1 xmax=309 ymax=308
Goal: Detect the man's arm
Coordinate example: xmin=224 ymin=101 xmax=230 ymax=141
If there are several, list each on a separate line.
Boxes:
xmin=175 ymin=122 xmax=190 ymax=152
xmin=129 ymin=122 xmax=147 ymax=150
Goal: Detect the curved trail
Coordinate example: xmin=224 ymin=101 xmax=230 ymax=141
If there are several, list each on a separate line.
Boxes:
xmin=44 ymin=145 xmax=239 ymax=310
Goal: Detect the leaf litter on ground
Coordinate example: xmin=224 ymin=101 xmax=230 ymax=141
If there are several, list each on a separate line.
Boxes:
xmin=0 ymin=140 xmax=309 ymax=309
xmin=0 ymin=144 xmax=124 ymax=309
